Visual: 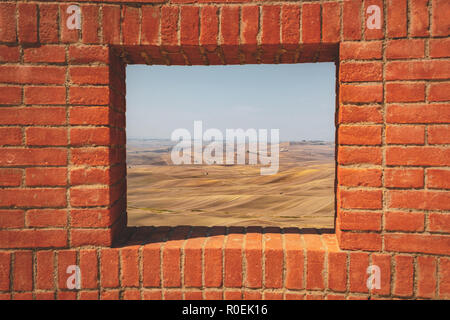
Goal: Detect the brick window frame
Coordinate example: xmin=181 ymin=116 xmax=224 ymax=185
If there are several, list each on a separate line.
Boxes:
xmin=0 ymin=0 xmax=449 ymax=300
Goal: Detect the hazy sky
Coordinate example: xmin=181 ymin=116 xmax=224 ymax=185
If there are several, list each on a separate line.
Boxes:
xmin=126 ymin=63 xmax=336 ymax=142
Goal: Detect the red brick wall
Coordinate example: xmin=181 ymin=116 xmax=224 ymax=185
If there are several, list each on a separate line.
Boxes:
xmin=0 ymin=0 xmax=449 ymax=300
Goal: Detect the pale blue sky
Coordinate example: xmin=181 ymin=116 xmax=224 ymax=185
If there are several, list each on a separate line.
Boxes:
xmin=126 ymin=63 xmax=336 ymax=142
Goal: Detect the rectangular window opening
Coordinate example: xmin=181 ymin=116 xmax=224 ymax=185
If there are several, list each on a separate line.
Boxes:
xmin=125 ymin=63 xmax=336 ymax=231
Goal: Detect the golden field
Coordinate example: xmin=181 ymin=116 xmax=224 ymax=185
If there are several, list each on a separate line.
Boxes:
xmin=126 ymin=140 xmax=335 ymax=229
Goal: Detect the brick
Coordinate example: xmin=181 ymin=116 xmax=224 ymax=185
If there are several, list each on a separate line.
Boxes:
xmin=281 ymin=5 xmax=300 ymax=46
xmin=36 ymin=251 xmax=54 ymax=290
xmin=338 ymin=105 xmax=382 ymax=124
xmin=141 ymin=6 xmax=160 ymax=46
xmin=0 ymin=87 xmax=21 ymax=105
xmin=387 ymin=0 xmax=407 ymax=38
xmin=69 ymin=46 xmax=109 ymax=64
xmin=429 ymin=83 xmax=450 ymax=101
xmin=0 ymin=45 xmax=20 ymax=62
xmin=0 ymin=252 xmax=11 ymax=290
xmin=430 ymin=38 xmax=450 ymax=58
xmin=386 ymin=61 xmax=450 ymax=81
xmin=26 ymin=127 xmax=67 ymax=146
xmin=71 ymin=148 xmax=109 ymax=166
xmin=417 ymin=256 xmax=437 ymax=299
xmin=386 ymin=83 xmax=425 ymax=102
xmin=338 ymin=146 xmax=382 ymax=165
xmin=70 ymin=66 xmax=109 ymax=85
xmin=410 ymin=0 xmax=429 ymax=37
xmin=385 ymin=234 xmax=450 ymax=255
xmin=338 ymin=231 xmax=382 ymax=251
xmin=0 ymin=148 xmax=67 ymax=166
xmin=100 ymin=249 xmax=119 ymax=288
xmin=394 ymin=255 xmax=414 ymax=297
xmin=35 ymin=292 xmax=55 ymax=300
xmin=24 ymin=45 xmax=66 ymax=63
xmin=427 ymin=169 xmax=450 ymax=189
xmin=71 ymin=228 xmax=112 ymax=247
xmin=161 ymin=6 xmax=179 ymax=48
xmin=142 ymin=290 xmax=162 ymax=300
xmin=387 ymin=104 xmax=450 ymax=124
xmin=69 ymin=107 xmax=109 ymax=125
xmin=0 ymin=229 xmax=67 ymax=248
xmin=39 ymin=4 xmax=59 ymax=43
xmin=339 ymin=189 xmax=382 ymax=209
xmin=70 ymin=127 xmax=110 ymax=146
xmin=13 ymin=251 xmax=32 ymax=291
xmin=343 ymin=0 xmax=362 ymax=40
xmin=224 ymin=232 xmax=243 ymax=288
xmin=0 ymin=188 xmax=66 ymax=208
xmin=162 ymin=227 xmax=189 ymax=288
xmin=385 ymin=211 xmax=425 ymax=232
xmin=200 ymin=228 xmax=223 ymax=288
xmin=81 ymin=5 xmax=100 ymax=43
xmin=122 ymin=6 xmax=140 ymax=45
xmin=180 ymin=6 xmax=199 ymax=47
xmin=338 ymin=125 xmax=381 ymax=145
xmin=349 ymin=252 xmax=369 ymax=293
xmin=70 ymin=167 xmax=109 ymax=186
xmin=184 ymin=227 xmax=207 ymax=288
xmin=70 ymin=187 xmax=109 ymax=207
xmin=432 ymin=0 xmax=450 ymax=36
xmin=121 ymin=246 xmax=140 ymax=287
xmin=0 ymin=209 xmax=24 ymax=228
xmin=340 ymin=41 xmax=382 ymax=60
xmin=69 ymin=87 xmax=109 ymax=105
xmin=70 ymin=208 xmax=116 ymax=228
xmin=429 ymin=213 xmax=450 ymax=233
xmin=26 ymin=209 xmax=67 ymax=228
xmin=428 ymin=125 xmax=450 ymax=145
xmin=340 ymin=84 xmax=383 ymax=103
xmin=338 ymin=167 xmax=381 ymax=187
xmin=364 ymin=0 xmax=383 ymax=39
xmin=304 ymin=237 xmax=325 ymax=290
xmin=0 ymin=3 xmax=16 ymax=42
xmin=339 ymin=211 xmax=381 ymax=231
xmin=264 ymin=231 xmax=283 ymax=289
xmin=102 ymin=5 xmax=121 ymax=44
xmin=371 ymin=254 xmax=391 ymax=296
xmin=385 ymin=168 xmax=424 ymax=188
xmin=200 ymin=6 xmax=218 ymax=49
xmin=302 ymin=3 xmax=321 ymax=43
xmin=284 ymin=232 xmax=303 ymax=290
xmin=322 ymin=2 xmax=341 ymax=43
xmin=0 ymin=127 xmax=22 ymax=146
xmin=340 ymin=62 xmax=382 ymax=82
xmin=386 ymin=39 xmax=425 ymax=60
xmin=57 ymin=250 xmax=77 ymax=289
xmin=327 ymin=251 xmax=347 ymax=292
xmin=60 ymin=4 xmax=80 ymax=43
xmin=143 ymin=241 xmax=162 ymax=287
xmin=386 ymin=146 xmax=450 ymax=166
xmin=79 ymin=291 xmax=99 ymax=300
xmin=389 ymin=190 xmax=450 ymax=210
xmin=439 ymin=258 xmax=450 ymax=298
xmin=18 ymin=3 xmax=37 ymax=43
xmin=0 ymin=66 xmax=66 ymax=85
xmin=25 ymin=86 xmax=66 ymax=105
xmin=386 ymin=125 xmax=425 ymax=145
xmin=262 ymin=6 xmax=280 ymax=45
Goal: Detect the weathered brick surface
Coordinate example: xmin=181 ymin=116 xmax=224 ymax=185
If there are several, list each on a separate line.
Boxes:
xmin=0 ymin=0 xmax=448 ymax=300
